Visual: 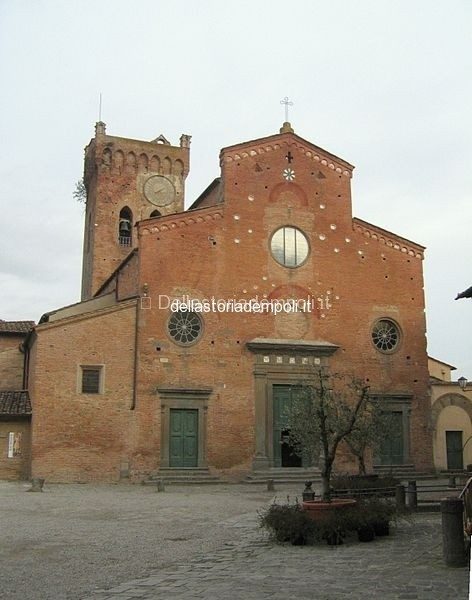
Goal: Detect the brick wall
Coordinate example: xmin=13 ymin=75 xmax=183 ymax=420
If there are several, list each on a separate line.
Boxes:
xmin=81 ymin=128 xmax=190 ymax=300
xmin=30 ymin=127 xmax=433 ymax=482
xmin=0 ymin=420 xmax=31 ymax=480
xmin=136 ymin=130 xmax=432 ymax=474
xmin=0 ymin=335 xmax=25 ymax=390
xmin=29 ymin=301 xmax=137 ymax=482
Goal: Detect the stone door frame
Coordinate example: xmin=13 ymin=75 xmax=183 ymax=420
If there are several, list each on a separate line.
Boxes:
xmin=246 ymin=338 xmax=339 ymax=470
xmin=157 ymin=387 xmax=212 ymax=469
xmin=371 ymin=393 xmax=412 ymax=466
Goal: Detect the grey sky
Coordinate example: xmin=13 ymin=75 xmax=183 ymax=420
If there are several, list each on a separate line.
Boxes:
xmin=0 ymin=1 xmax=471 ymax=378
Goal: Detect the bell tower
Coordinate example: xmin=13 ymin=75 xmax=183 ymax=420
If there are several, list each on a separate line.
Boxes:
xmin=80 ymin=122 xmax=191 ymax=300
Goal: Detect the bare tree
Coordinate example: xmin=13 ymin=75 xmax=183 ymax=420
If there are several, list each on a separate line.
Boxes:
xmin=288 ymin=369 xmax=371 ymax=501
xmin=344 ymin=398 xmax=394 ymax=475
xmin=73 ymin=178 xmax=86 ymax=203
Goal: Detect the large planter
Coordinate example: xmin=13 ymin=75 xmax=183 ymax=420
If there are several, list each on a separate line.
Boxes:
xmin=302 ymin=498 xmax=357 ymax=523
xmin=357 ymin=525 xmax=375 ymax=542
xmin=373 ymin=520 xmax=390 ymax=536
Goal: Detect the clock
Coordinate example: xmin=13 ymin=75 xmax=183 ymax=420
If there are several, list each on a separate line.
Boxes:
xmin=143 ymin=175 xmax=176 ymax=207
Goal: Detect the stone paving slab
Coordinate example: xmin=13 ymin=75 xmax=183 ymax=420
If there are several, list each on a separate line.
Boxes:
xmin=83 ymin=513 xmax=469 ymax=600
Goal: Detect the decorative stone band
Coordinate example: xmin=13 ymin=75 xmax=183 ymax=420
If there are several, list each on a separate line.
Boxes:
xmin=220 ymin=137 xmax=353 ymax=178
xmin=353 ymin=218 xmax=425 ymax=259
xmin=140 ymin=209 xmax=224 ymax=236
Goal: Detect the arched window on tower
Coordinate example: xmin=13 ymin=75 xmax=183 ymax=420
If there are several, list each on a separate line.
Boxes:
xmin=119 ymin=207 xmax=133 ymax=247
xmin=150 ymin=209 xmax=161 ymax=218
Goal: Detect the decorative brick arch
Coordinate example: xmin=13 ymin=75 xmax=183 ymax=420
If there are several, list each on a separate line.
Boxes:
xmin=269 ymin=182 xmax=308 ymax=206
xmin=431 ymin=393 xmax=472 ymax=431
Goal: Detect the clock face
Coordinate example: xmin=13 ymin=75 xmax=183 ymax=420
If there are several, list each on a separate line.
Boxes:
xmin=143 ymin=175 xmax=176 ymax=207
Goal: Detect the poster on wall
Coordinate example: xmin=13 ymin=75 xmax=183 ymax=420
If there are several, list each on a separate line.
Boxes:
xmin=7 ymin=432 xmax=22 ymax=458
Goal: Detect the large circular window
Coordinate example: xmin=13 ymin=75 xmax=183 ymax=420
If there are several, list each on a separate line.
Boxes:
xmin=167 ymin=311 xmax=202 ymax=346
xmin=372 ymin=319 xmax=401 ymax=353
xmin=270 ymin=226 xmax=309 ymax=267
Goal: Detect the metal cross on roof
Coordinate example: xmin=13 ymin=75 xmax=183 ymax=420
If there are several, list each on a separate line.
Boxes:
xmin=280 ymin=96 xmax=293 ymax=122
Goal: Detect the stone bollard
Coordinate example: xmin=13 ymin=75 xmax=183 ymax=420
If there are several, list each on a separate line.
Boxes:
xmin=406 ymin=480 xmax=417 ymax=510
xmin=395 ymin=484 xmax=406 ymax=511
xmin=156 ymin=479 xmax=165 ymax=492
xmin=28 ymin=478 xmax=45 ymax=492
xmin=267 ymin=479 xmax=275 ymax=492
xmin=441 ymin=497 xmax=467 ymax=567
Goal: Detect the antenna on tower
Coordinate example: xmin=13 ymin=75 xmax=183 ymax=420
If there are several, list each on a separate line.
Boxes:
xmin=98 ymin=93 xmax=103 ymax=122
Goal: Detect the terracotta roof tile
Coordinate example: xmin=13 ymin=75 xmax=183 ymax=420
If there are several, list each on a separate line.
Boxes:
xmin=0 ymin=391 xmax=32 ymax=416
xmin=0 ymin=321 xmax=35 ymax=334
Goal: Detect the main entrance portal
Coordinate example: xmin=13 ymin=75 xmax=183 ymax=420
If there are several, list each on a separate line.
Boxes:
xmin=273 ymin=385 xmax=303 ymax=467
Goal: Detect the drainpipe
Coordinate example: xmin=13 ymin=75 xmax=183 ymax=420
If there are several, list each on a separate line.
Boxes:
xmin=131 ymin=300 xmax=139 ymax=410
xmin=20 ymin=329 xmax=34 ymax=389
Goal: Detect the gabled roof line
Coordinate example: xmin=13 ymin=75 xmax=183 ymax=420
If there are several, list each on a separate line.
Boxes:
xmin=189 ymin=177 xmax=221 ymax=210
xmin=36 ymin=298 xmax=137 ymax=331
xmin=94 ymin=248 xmax=138 ymax=297
xmin=353 ymin=217 xmax=425 ymax=256
xmin=220 ymin=129 xmax=354 ymax=172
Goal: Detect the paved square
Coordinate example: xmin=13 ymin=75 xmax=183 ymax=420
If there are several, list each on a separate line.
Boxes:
xmin=0 ymin=482 xmax=469 ymax=599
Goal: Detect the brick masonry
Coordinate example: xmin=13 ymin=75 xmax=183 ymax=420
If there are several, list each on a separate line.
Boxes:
xmin=0 ymin=335 xmax=25 ymax=390
xmin=0 ymin=330 xmax=31 ymax=480
xmin=27 ymin=123 xmax=433 ymax=482
xmin=0 ymin=421 xmax=31 ymax=480
xmin=29 ymin=302 xmax=136 ymax=482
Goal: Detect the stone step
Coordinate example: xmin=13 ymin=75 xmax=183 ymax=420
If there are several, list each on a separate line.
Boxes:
xmin=415 ymin=500 xmax=442 ymax=513
xmin=145 ymin=468 xmax=224 ymax=485
xmin=373 ymin=464 xmax=434 ymax=480
xmin=245 ymin=468 xmax=321 ymax=485
xmin=374 ymin=463 xmax=416 ymax=472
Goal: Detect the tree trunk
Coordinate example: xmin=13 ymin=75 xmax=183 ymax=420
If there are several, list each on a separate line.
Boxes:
xmin=358 ymin=454 xmax=366 ymax=475
xmin=321 ymin=474 xmax=331 ymax=502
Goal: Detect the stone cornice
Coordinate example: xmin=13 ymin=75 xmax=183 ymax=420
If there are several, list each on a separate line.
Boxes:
xmin=156 ymin=387 xmax=213 ymax=397
xmin=140 ymin=206 xmax=224 ymax=235
xmin=246 ymin=338 xmax=339 ymax=355
xmin=353 ymin=218 xmax=425 ymax=259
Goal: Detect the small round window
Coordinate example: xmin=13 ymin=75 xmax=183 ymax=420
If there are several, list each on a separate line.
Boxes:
xmin=372 ymin=319 xmax=401 ymax=353
xmin=168 ymin=311 xmax=202 ymax=346
xmin=270 ymin=226 xmax=309 ymax=267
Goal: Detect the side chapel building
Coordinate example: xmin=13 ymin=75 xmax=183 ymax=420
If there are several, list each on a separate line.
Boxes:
xmin=4 ymin=121 xmax=438 ymax=481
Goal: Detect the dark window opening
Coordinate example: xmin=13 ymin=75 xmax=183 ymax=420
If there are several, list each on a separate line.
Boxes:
xmin=119 ymin=207 xmax=133 ymax=246
xmin=81 ymin=367 xmax=101 ymax=394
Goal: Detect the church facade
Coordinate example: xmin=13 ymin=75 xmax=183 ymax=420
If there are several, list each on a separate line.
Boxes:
xmin=21 ymin=121 xmax=434 ymax=482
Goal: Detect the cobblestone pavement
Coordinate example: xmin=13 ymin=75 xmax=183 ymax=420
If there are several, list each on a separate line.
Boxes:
xmin=84 ymin=512 xmax=469 ymax=600
xmin=1 ymin=481 xmax=469 ymax=600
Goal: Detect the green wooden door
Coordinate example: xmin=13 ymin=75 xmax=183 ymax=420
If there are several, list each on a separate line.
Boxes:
xmin=169 ymin=409 xmax=198 ymax=467
xmin=446 ymin=431 xmax=463 ymax=470
xmin=379 ymin=412 xmax=404 ymax=465
xmin=273 ymin=385 xmax=303 ymax=468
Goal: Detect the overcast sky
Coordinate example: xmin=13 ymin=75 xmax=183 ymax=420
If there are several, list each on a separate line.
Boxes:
xmin=0 ymin=1 xmax=471 ymax=378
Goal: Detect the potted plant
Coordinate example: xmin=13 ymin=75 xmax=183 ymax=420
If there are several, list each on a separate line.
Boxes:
xmin=258 ymin=498 xmax=320 ymax=545
xmin=371 ymin=499 xmax=396 ymax=536
xmin=351 ymin=501 xmax=376 ymax=542
xmin=362 ymin=497 xmax=397 ymax=536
